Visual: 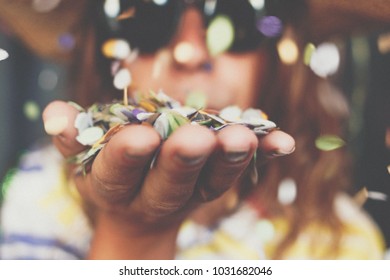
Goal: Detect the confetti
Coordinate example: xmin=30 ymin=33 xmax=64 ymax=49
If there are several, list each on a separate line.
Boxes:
xmin=23 ymin=101 xmax=41 ymax=121
xmin=257 ymin=16 xmax=283 ymax=38
xmin=32 ymin=0 xmax=61 ymax=13
xmin=173 ymin=42 xmax=195 ymax=64
xmin=58 ymin=33 xmax=76 ymax=52
xmin=249 ymin=0 xmax=265 ymax=10
xmin=309 ymin=42 xmax=340 ymax=78
xmin=113 ymin=68 xmax=132 ymax=90
xmin=315 ymin=135 xmax=345 ymax=151
xmin=277 ymin=38 xmax=299 ymax=65
xmin=303 ymin=43 xmax=316 ymax=66
xmin=206 ymin=15 xmax=235 ymax=56
xmin=277 ymin=178 xmax=297 ymax=205
xmin=102 ymin=39 xmax=131 ymax=60
xmin=255 ymin=220 xmax=275 ymax=243
xmin=153 ymin=0 xmax=168 ymax=5
xmin=38 ymin=69 xmax=59 ymax=91
xmin=104 ymin=0 xmax=120 ymax=18
xmin=67 ymin=91 xmax=277 ymax=173
xmin=0 ymin=48 xmax=9 ymax=61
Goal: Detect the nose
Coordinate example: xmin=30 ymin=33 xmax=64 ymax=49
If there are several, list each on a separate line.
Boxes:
xmin=170 ymin=8 xmax=211 ymax=71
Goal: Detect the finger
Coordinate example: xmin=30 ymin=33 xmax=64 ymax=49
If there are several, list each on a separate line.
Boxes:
xmin=258 ymin=129 xmax=295 ymax=159
xmin=135 ymin=124 xmax=217 ymax=217
xmin=42 ymin=100 xmax=85 ymax=157
xmin=197 ymin=125 xmax=258 ymax=201
xmin=83 ymin=124 xmax=161 ymax=205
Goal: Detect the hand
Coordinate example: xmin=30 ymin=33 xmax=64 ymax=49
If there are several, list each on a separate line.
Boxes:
xmin=43 ymin=100 xmax=295 ymax=259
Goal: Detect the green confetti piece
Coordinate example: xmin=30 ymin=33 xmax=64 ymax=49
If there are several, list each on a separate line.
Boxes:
xmin=23 ymin=101 xmax=41 ymax=121
xmin=1 ymin=167 xmax=17 ymax=201
xmin=166 ymin=111 xmax=189 ymax=137
xmin=315 ymin=135 xmax=346 ymax=151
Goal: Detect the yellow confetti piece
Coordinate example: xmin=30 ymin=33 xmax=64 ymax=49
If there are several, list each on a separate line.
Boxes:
xmin=206 ymin=15 xmax=235 ymax=56
xmin=303 ymin=43 xmax=316 ymax=65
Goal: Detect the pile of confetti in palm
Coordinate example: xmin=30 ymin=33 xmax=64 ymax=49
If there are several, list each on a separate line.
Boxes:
xmin=68 ymin=91 xmax=277 ymax=174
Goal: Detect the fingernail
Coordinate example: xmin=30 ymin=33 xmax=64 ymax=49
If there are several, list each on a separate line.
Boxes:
xmin=44 ymin=116 xmax=69 ymax=136
xmin=269 ymin=146 xmax=296 ymax=157
xmin=224 ymin=151 xmax=249 ymax=163
xmin=176 ymin=154 xmax=207 ymax=166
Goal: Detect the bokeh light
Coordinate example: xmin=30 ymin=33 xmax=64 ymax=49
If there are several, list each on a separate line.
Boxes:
xmin=277 ymin=178 xmax=297 ymax=205
xmin=303 ymin=43 xmax=316 ymax=65
xmin=309 ymin=42 xmax=340 ymax=78
xmin=32 ymin=0 xmax=61 ymax=13
xmin=257 ymin=16 xmax=283 ymax=38
xmin=255 ymin=220 xmax=275 ymax=243
xmin=377 ymin=33 xmax=390 ymax=54
xmin=23 ymin=101 xmax=41 ymax=121
xmin=38 ymin=69 xmax=59 ymax=91
xmin=173 ymin=42 xmax=195 ymax=64
xmin=204 ymin=0 xmax=217 ymax=16
xmin=102 ymin=39 xmax=131 ymax=60
xmin=104 ymin=0 xmax=120 ymax=18
xmin=206 ymin=15 xmax=234 ymax=56
xmin=57 ymin=33 xmax=76 ymax=52
xmin=249 ymin=0 xmax=265 ymax=10
xmin=153 ymin=0 xmax=168 ymax=5
xmin=277 ymin=38 xmax=299 ymax=65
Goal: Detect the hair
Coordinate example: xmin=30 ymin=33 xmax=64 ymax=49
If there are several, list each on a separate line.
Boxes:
xmin=68 ymin=0 xmax=352 ymax=259
xmin=252 ymin=13 xmax=352 ymax=258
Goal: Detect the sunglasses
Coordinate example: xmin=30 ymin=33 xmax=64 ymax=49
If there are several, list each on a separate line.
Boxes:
xmin=100 ymin=0 xmax=285 ymax=54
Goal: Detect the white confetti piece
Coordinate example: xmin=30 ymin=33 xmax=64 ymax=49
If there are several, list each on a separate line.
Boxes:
xmin=0 ymin=48 xmax=9 ymax=61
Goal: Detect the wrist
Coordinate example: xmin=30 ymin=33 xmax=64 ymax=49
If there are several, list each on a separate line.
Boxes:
xmin=88 ymin=210 xmax=181 ymax=259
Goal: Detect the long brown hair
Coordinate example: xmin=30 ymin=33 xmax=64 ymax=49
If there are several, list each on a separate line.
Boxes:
xmin=255 ymin=20 xmax=351 ymax=258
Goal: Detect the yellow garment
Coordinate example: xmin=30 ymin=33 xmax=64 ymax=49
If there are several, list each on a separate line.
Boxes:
xmin=176 ymin=196 xmax=385 ymax=260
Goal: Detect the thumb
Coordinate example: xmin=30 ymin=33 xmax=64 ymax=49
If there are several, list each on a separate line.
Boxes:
xmin=42 ymin=100 xmax=85 ymax=157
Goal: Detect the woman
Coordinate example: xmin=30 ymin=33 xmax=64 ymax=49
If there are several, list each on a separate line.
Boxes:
xmin=0 ymin=0 xmax=387 ymax=259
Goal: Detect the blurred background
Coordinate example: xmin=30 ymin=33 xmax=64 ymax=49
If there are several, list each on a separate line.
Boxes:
xmin=0 ymin=6 xmax=389 ymax=254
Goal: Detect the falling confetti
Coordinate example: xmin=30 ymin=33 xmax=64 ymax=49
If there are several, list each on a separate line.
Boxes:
xmin=153 ymin=0 xmax=168 ymax=5
xmin=104 ymin=0 xmax=120 ymax=18
xmin=315 ymin=135 xmax=346 ymax=151
xmin=102 ymin=39 xmax=131 ymax=60
xmin=204 ymin=0 xmax=218 ymax=16
xmin=277 ymin=178 xmax=297 ymax=205
xmin=255 ymin=220 xmax=275 ymax=243
xmin=309 ymin=42 xmax=340 ymax=78
xmin=303 ymin=43 xmax=316 ymax=66
xmin=58 ymin=33 xmax=76 ymax=52
xmin=23 ymin=101 xmax=41 ymax=121
xmin=38 ymin=69 xmax=59 ymax=91
xmin=0 ymin=48 xmax=9 ymax=61
xmin=206 ymin=15 xmax=235 ymax=56
xmin=249 ymin=0 xmax=265 ymax=10
xmin=32 ymin=0 xmax=61 ymax=13
xmin=257 ymin=16 xmax=283 ymax=38
xmin=113 ymin=68 xmax=132 ymax=90
xmin=173 ymin=42 xmax=195 ymax=64
xmin=277 ymin=38 xmax=299 ymax=65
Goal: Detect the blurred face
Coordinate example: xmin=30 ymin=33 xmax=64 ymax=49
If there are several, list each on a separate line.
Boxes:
xmin=125 ymin=7 xmax=268 ymax=110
